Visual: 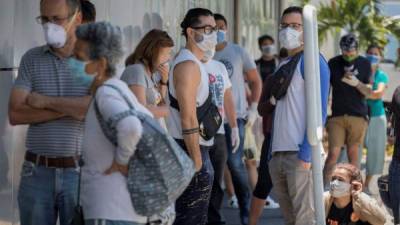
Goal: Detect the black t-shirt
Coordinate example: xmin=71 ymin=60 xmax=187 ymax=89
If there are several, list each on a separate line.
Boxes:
xmin=391 ymin=86 xmax=400 ymax=161
xmin=256 ymin=57 xmax=276 ymax=82
xmin=327 ymin=202 xmax=371 ymax=225
xmin=329 ymin=55 xmax=372 ymax=118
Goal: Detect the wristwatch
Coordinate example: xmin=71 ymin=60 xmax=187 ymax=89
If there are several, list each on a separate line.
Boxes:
xmin=160 ymin=80 xmax=168 ymax=86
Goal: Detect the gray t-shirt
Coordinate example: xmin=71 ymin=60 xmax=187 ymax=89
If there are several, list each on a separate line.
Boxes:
xmin=213 ymin=42 xmax=257 ymax=119
xmin=120 ymin=63 xmax=162 ymax=106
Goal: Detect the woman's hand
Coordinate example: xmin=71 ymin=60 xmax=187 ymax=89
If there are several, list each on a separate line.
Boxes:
xmin=351 ymin=181 xmax=363 ymax=199
xmin=104 ymin=160 xmax=129 ymax=176
xmin=157 ymin=63 xmax=169 ymax=84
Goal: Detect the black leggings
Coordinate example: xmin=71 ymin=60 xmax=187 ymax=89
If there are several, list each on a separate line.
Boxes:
xmin=252 ymin=134 xmax=273 ymax=200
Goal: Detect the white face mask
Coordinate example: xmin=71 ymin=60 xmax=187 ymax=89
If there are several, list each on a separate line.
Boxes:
xmin=262 ymin=45 xmax=276 ymax=56
xmin=279 ymin=27 xmax=303 ymax=50
xmin=329 ymin=179 xmax=352 ymax=198
xmin=203 ymin=49 xmax=215 ymax=62
xmin=194 ymin=31 xmax=217 ymax=53
xmin=43 ymin=22 xmax=67 ymax=48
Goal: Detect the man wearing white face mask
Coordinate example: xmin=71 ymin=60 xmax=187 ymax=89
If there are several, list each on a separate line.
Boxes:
xmin=8 ymin=0 xmax=92 ymax=225
xmin=324 ymin=163 xmax=386 ymax=225
xmin=267 ymin=6 xmax=330 ymax=225
xmin=200 ymin=51 xmax=240 ymax=225
xmin=213 ymin=13 xmax=262 ymax=225
xmin=166 ymin=8 xmax=218 ymax=225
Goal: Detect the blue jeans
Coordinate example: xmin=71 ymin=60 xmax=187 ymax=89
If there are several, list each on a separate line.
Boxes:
xmin=224 ymin=119 xmax=250 ymax=225
xmin=18 ymin=160 xmax=79 ymax=225
xmin=389 ymin=158 xmax=400 ymax=224
xmin=85 ymin=219 xmax=145 ymax=225
xmin=207 ymin=134 xmax=228 ymax=225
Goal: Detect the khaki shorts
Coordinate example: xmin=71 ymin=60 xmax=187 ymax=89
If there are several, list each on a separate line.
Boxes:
xmin=327 ymin=115 xmax=368 ymax=149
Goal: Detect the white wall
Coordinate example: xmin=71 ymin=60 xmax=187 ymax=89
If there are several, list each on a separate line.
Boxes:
xmin=0 ymin=1 xmax=235 ymax=224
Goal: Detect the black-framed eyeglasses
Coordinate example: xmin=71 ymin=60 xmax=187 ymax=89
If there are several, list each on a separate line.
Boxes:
xmin=36 ymin=12 xmax=75 ymax=25
xmin=279 ymin=23 xmax=303 ymax=30
xmin=191 ymin=25 xmax=219 ymax=35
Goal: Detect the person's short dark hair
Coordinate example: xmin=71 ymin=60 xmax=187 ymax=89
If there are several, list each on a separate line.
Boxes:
xmin=282 ymin=6 xmax=303 ymax=16
xmin=214 ymin=13 xmax=227 ymax=26
xmin=340 ymin=33 xmax=358 ymax=51
xmin=180 ymin=8 xmax=213 ymax=38
xmin=367 ymin=44 xmax=383 ymax=56
xmin=258 ymin=35 xmax=274 ymax=49
xmin=40 ymin=0 xmax=81 ymax=14
xmin=279 ymin=48 xmax=288 ymax=59
xmin=81 ymin=0 xmax=96 ymax=23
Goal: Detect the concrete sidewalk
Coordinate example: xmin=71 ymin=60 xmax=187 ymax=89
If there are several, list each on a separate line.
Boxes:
xmin=221 ymin=156 xmax=395 ymax=225
xmin=223 ymin=206 xmax=284 ymax=225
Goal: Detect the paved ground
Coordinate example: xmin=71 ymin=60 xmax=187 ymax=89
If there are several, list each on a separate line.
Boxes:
xmin=223 ymin=206 xmax=284 ymax=225
xmin=0 ymin=155 xmax=395 ymax=225
xmin=221 ymin=154 xmax=395 ymax=225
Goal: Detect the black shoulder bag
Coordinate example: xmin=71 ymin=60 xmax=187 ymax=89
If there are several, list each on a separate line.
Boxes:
xmin=169 ymin=90 xmax=222 ymax=141
xmin=268 ymin=51 xmax=303 ymax=100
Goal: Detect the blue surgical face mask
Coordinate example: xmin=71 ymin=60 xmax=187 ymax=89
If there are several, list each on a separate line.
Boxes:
xmin=366 ymin=54 xmax=381 ymax=65
xmin=217 ymin=30 xmax=226 ymax=44
xmin=68 ymin=57 xmax=95 ymax=87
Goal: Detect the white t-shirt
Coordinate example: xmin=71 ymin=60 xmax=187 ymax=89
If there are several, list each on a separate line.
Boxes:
xmin=271 ymin=59 xmax=306 ymax=152
xmin=204 ymin=59 xmax=232 ymax=134
xmin=166 ymin=48 xmax=213 ymax=146
xmin=81 ymin=78 xmax=151 ymax=222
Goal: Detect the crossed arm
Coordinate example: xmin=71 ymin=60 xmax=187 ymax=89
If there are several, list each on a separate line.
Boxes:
xmin=8 ymin=88 xmax=91 ymax=125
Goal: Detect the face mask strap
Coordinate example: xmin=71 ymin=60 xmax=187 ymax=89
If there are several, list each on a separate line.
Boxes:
xmin=192 ymin=29 xmax=204 ymax=43
xmin=64 ymin=10 xmax=79 ymax=34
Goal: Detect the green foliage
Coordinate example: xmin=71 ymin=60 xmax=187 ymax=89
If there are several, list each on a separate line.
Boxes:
xmin=316 ymin=0 xmax=400 ymax=49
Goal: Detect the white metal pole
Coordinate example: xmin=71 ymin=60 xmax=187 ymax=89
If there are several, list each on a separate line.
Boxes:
xmin=303 ymin=5 xmax=326 ymax=225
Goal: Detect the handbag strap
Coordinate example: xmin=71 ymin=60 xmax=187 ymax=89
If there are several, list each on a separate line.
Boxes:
xmin=74 ymin=113 xmax=86 ymax=209
xmin=75 ymin=157 xmax=84 ymax=208
xmin=101 ymin=84 xmax=135 ymax=110
xmin=94 ymin=83 xmax=142 ymax=146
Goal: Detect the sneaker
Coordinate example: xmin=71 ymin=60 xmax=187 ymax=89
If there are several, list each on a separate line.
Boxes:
xmin=228 ymin=195 xmax=239 ymax=208
xmin=264 ymin=196 xmax=280 ymax=209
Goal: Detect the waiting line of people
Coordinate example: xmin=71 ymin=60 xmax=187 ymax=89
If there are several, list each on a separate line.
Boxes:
xmin=6 ymin=0 xmax=398 ymax=225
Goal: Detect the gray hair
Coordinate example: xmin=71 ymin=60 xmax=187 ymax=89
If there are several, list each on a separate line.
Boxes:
xmin=76 ymin=21 xmax=124 ymax=76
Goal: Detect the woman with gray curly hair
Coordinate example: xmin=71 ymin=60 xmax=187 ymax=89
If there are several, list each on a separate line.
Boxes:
xmin=71 ymin=21 xmax=154 ymax=225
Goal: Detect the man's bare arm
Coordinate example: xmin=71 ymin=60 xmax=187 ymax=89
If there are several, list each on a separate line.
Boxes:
xmin=174 ymin=61 xmax=202 ymax=171
xmin=355 ymin=82 xmax=373 ymax=97
xmin=27 ymin=92 xmax=91 ymax=121
xmin=224 ymin=88 xmax=237 ymax=128
xmin=245 ymin=68 xmax=262 ymax=103
xmin=8 ymin=88 xmax=64 ymax=125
